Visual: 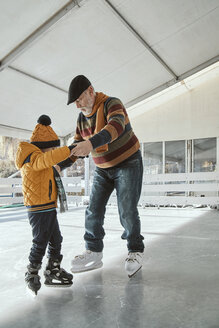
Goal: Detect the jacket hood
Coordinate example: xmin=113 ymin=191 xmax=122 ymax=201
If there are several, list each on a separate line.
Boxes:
xmin=15 ymin=142 xmax=41 ymax=169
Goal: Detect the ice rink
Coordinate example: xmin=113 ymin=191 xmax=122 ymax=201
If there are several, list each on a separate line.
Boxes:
xmin=0 ymin=205 xmax=219 ymax=328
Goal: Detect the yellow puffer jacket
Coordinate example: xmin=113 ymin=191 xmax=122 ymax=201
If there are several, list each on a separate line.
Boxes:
xmin=15 ymin=142 xmax=71 ymax=211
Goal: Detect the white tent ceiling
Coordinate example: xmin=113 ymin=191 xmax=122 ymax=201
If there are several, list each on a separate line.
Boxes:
xmin=0 ymin=0 xmax=219 ymax=139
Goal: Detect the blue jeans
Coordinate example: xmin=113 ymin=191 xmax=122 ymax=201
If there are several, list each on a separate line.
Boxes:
xmin=84 ymin=150 xmax=144 ymax=253
xmin=28 ymin=210 xmax=63 ymax=265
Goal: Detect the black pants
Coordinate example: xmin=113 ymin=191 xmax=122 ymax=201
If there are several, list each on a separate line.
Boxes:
xmin=28 ymin=209 xmax=63 ymax=265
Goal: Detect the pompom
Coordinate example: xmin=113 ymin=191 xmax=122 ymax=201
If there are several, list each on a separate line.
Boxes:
xmin=37 ymin=115 xmax=51 ymax=126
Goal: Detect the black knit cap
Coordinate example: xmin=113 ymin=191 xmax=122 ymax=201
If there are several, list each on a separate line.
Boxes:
xmin=67 ymin=75 xmax=91 ymax=105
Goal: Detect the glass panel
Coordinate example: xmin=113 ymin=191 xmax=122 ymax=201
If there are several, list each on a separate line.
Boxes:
xmin=89 ymin=155 xmax=96 ymax=181
xmin=0 ymin=136 xmax=20 ymax=178
xmin=193 ymin=138 xmax=216 ymax=172
xmin=66 ymin=158 xmax=85 ymax=177
xmin=143 ymin=142 xmax=162 ymax=174
xmin=165 ymin=140 xmax=185 ymax=173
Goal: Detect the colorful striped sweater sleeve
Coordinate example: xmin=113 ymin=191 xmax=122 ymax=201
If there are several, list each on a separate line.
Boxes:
xmin=76 ymin=97 xmax=140 ymax=168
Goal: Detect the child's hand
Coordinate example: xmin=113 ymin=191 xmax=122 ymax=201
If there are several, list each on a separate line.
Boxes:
xmin=70 ymin=140 xmax=92 ymax=157
xmin=70 ymin=147 xmax=77 ymax=157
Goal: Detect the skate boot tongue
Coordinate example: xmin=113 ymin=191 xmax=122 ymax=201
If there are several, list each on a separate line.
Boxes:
xmin=125 ymin=252 xmax=143 ymax=278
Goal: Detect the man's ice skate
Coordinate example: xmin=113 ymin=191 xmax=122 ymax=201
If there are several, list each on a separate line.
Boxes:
xmin=44 ymin=256 xmax=73 ymax=287
xmin=71 ymin=250 xmax=103 ymax=273
xmin=125 ymin=252 xmax=143 ymax=278
xmin=25 ymin=263 xmax=41 ymax=295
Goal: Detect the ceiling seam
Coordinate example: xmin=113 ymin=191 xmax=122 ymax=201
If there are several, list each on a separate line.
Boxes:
xmin=0 ymin=0 xmax=86 ymax=72
xmin=8 ymin=66 xmax=68 ymax=94
xmin=103 ymin=0 xmax=178 ymax=80
xmin=125 ymin=56 xmax=219 ymax=108
xmin=0 ymin=124 xmax=32 ymax=134
xmin=151 ymin=5 xmax=219 ymax=48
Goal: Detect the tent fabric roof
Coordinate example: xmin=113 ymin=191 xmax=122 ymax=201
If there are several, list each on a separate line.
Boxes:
xmin=0 ymin=0 xmax=219 ymax=138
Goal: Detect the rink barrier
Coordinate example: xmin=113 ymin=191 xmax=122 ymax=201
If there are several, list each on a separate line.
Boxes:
xmin=1 ymin=172 xmax=219 ymax=208
xmin=140 ymin=172 xmax=219 ymax=207
xmin=0 ymin=177 xmax=83 ymax=206
xmin=108 ymin=172 xmax=219 ymax=207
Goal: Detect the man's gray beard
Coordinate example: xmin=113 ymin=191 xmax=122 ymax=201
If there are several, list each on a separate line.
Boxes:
xmin=81 ymin=108 xmax=92 ymax=116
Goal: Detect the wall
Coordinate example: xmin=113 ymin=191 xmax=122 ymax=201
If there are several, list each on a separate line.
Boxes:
xmin=131 ymin=76 xmax=219 ymax=143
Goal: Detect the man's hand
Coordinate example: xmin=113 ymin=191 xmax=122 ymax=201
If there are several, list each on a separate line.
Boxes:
xmin=54 ymin=164 xmax=61 ymax=174
xmin=71 ymin=140 xmax=93 ymax=157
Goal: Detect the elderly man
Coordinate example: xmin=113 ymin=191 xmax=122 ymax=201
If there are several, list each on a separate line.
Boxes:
xmin=58 ymin=75 xmax=144 ymax=277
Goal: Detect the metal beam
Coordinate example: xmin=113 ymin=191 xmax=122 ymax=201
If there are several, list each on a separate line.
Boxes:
xmin=8 ymin=66 xmax=67 ymax=94
xmin=0 ymin=124 xmax=32 ymax=134
xmin=178 ymin=55 xmax=219 ymax=81
xmin=125 ymin=56 xmax=219 ymax=108
xmin=0 ymin=0 xmax=84 ymax=71
xmin=103 ymin=0 xmax=178 ymax=80
xmin=125 ymin=78 xmax=176 ymax=108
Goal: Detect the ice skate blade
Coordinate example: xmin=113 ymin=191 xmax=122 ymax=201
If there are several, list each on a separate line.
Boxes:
xmin=127 ymin=265 xmax=142 ymax=278
xmin=44 ymin=282 xmax=73 ymax=288
xmin=71 ymin=262 xmax=103 ymax=273
xmin=26 ymin=286 xmax=39 ymax=297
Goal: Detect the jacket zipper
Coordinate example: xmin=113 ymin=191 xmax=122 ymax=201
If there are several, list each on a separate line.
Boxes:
xmin=49 ymin=180 xmax=52 ymax=200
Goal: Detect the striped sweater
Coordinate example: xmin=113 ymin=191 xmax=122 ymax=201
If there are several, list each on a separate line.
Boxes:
xmin=74 ymin=97 xmax=140 ymax=168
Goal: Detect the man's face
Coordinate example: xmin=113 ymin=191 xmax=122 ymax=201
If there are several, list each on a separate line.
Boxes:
xmin=75 ymin=86 xmax=94 ymax=116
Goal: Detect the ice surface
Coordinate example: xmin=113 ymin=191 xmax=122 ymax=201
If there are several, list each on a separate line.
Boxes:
xmin=0 ymin=205 xmax=219 ymax=328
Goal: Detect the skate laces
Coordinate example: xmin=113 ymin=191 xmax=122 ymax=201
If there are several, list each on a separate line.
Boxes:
xmin=26 ymin=273 xmax=40 ymax=284
xmin=126 ymin=252 xmax=142 ymax=263
xmin=75 ymin=250 xmax=92 ymax=260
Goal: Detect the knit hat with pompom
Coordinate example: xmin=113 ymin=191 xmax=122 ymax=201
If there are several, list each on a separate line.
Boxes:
xmin=30 ymin=115 xmax=60 ymax=149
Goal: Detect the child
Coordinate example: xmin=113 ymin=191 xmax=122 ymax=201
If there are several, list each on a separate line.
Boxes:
xmin=15 ymin=115 xmax=76 ymax=295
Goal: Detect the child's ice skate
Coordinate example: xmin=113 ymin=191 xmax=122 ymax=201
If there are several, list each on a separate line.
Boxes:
xmin=125 ymin=252 xmax=143 ymax=278
xmin=44 ymin=256 xmax=73 ymax=287
xmin=25 ymin=263 xmax=41 ymax=295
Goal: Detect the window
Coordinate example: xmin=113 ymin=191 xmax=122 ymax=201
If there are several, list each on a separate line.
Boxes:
xmin=165 ymin=140 xmax=185 ymax=173
xmin=143 ymin=142 xmax=163 ymax=174
xmin=193 ymin=138 xmax=216 ymax=172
